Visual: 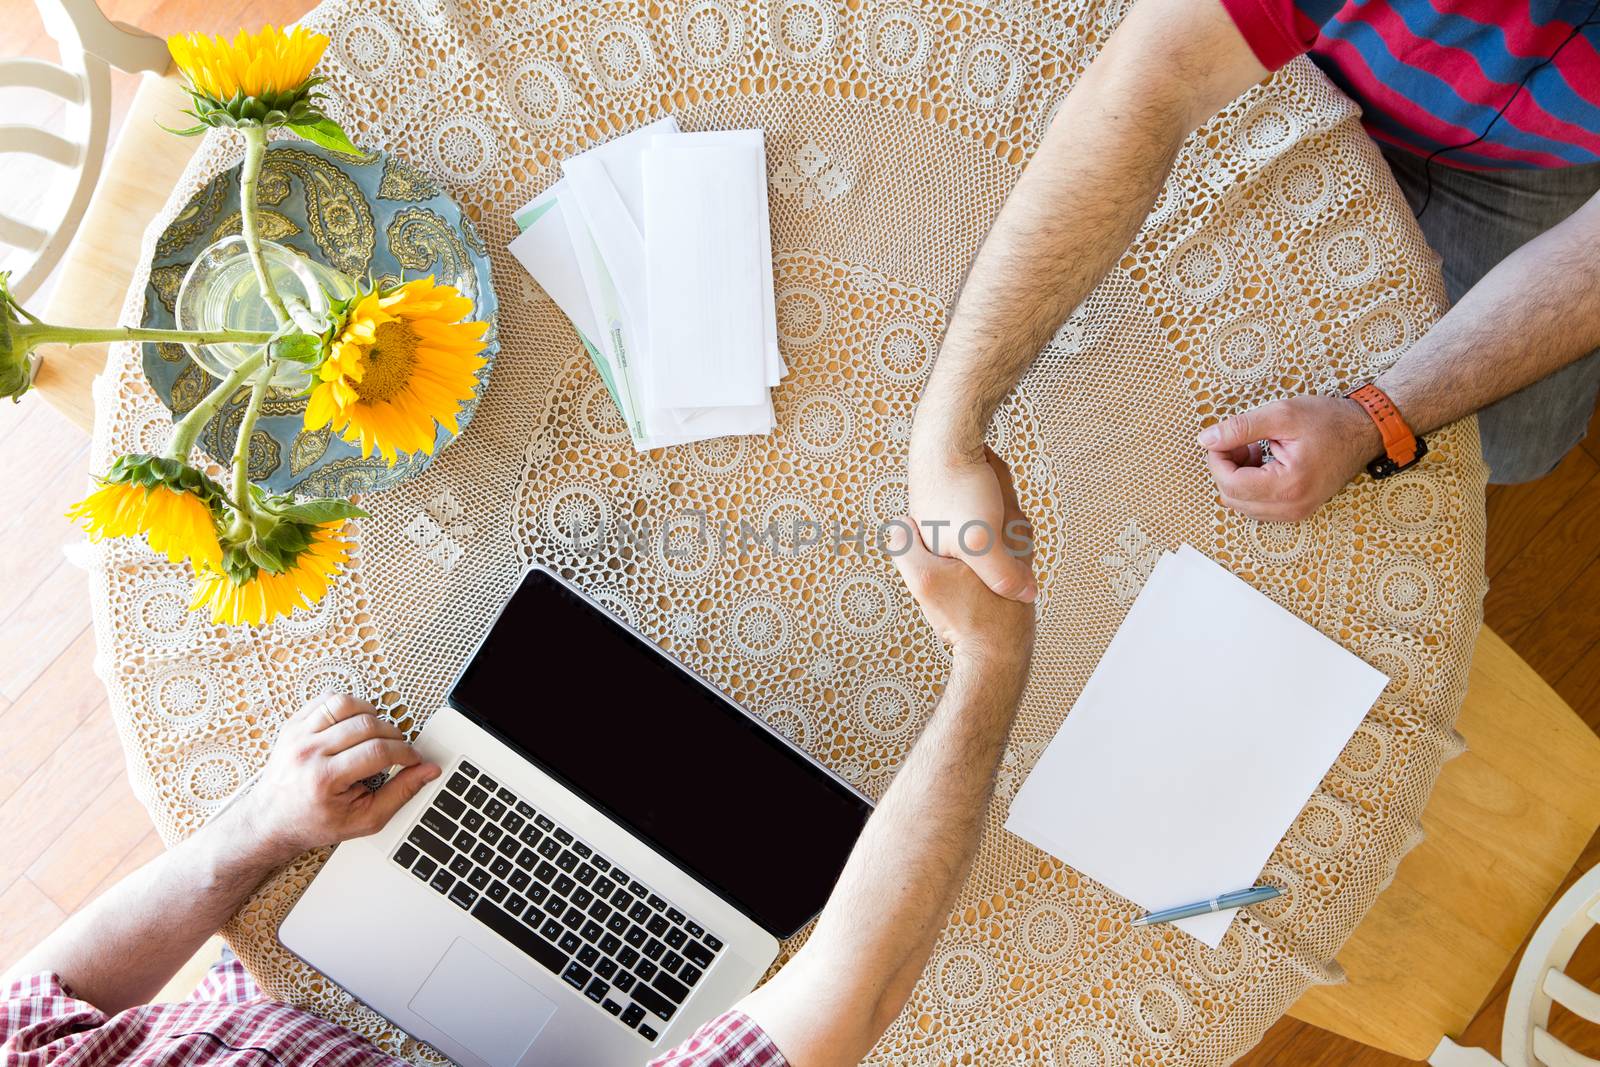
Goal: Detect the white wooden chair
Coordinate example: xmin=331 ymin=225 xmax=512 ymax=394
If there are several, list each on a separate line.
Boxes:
xmin=1431 ymin=863 xmax=1600 ymax=1067
xmin=0 ymin=0 xmax=167 ymax=302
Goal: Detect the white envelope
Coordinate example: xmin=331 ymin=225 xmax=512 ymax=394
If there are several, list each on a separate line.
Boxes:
xmin=506 ymin=181 xmax=602 ymax=345
xmin=560 ymin=117 xmax=680 ymax=335
xmin=507 ymin=182 xmax=639 ymax=427
xmin=641 ymin=138 xmax=768 ymax=410
xmin=556 ymin=191 xmax=654 ymax=445
xmin=651 ymin=129 xmax=784 ymax=386
xmin=557 ymin=193 xmax=767 ymax=448
xmin=518 ymin=118 xmax=782 ymax=449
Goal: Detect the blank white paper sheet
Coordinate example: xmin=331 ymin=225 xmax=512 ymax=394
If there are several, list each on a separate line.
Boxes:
xmin=1004 ymin=544 xmax=1387 ymax=946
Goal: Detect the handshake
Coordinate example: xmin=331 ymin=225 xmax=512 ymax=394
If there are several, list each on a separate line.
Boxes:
xmin=889 ymin=447 xmax=1038 ymax=675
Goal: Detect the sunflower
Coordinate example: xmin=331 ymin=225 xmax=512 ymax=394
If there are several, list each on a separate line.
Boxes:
xmin=190 ymin=521 xmax=351 ymax=626
xmin=168 ymin=25 xmax=327 ymax=105
xmin=305 ymin=276 xmax=489 ymax=464
xmin=67 ymin=456 xmax=224 ymax=571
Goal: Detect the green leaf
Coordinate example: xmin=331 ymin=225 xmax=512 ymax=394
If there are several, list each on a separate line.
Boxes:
xmin=271 ymin=332 xmax=324 ymax=364
xmin=156 ymin=119 xmax=209 ymax=137
xmin=272 ymin=497 xmax=369 ymax=525
xmin=286 ymin=117 xmax=363 ymax=157
xmin=221 ymin=545 xmax=258 ymax=583
xmin=244 ymin=540 xmax=284 ymax=573
xmin=269 ymin=522 xmax=314 ymax=556
xmin=149 ymin=456 xmax=183 ymax=483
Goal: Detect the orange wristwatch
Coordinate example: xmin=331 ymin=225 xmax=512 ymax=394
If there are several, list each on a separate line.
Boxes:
xmin=1348 ymin=383 xmax=1427 ymax=479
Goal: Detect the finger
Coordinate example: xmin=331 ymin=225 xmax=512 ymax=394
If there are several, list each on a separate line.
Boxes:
xmin=289 ymin=692 xmax=342 ymax=728
xmin=296 ymin=693 xmax=377 ymax=733
xmin=1204 ymin=451 xmax=1282 ymax=504
xmin=983 ymin=446 xmax=1020 ymax=517
xmin=361 ymin=762 xmax=442 ymax=832
xmin=959 ymin=543 xmax=1037 ymax=603
xmin=972 ymin=449 xmax=1037 ymax=600
xmin=885 ymin=517 xmax=942 ymax=604
xmin=1219 ymin=494 xmax=1272 ymax=520
xmin=1196 ymin=400 xmax=1296 ymax=452
xmin=329 ymin=738 xmax=420 ymax=787
xmin=317 ymin=712 xmax=405 ymax=755
xmin=983 ymin=447 xmax=1035 ymax=563
xmin=1225 ymin=441 xmax=1264 ymax=468
xmin=1222 ymin=495 xmax=1299 ymax=523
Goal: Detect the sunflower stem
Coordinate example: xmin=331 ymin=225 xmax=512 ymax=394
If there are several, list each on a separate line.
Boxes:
xmin=240 ymin=126 xmax=292 ymax=329
xmin=13 ymin=322 xmax=276 ymax=348
xmin=226 ymin=367 xmax=273 ymax=539
xmin=165 ymin=348 xmax=267 ymax=461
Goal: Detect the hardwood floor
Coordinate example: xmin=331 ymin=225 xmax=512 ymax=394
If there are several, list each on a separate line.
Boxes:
xmin=3 ymin=1 xmax=1599 ymax=1060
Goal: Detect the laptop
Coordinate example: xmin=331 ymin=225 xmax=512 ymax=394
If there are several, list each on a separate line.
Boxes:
xmin=279 ymin=566 xmax=874 ymax=1066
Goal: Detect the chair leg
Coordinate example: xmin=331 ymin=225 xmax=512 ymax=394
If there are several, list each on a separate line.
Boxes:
xmin=1429 ymin=1036 xmax=1505 ymax=1066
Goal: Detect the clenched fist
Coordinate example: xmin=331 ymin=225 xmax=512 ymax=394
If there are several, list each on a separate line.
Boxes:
xmin=1198 ymin=395 xmax=1384 ymax=522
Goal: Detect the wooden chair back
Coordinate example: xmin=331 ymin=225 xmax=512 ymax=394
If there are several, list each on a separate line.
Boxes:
xmin=0 ymin=0 xmax=166 ymax=301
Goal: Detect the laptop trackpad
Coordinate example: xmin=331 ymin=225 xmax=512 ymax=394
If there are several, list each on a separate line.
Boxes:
xmin=409 ymin=938 xmax=557 ymax=1067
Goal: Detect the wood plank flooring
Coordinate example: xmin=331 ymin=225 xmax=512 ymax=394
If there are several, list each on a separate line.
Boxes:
xmin=3 ymin=0 xmax=1599 ymax=1058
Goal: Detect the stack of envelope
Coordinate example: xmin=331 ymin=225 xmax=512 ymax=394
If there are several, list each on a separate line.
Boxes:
xmin=508 ymin=118 xmax=786 ymax=449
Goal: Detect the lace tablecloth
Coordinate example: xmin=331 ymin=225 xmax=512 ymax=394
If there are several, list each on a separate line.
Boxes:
xmin=87 ymin=0 xmax=1487 ymax=1061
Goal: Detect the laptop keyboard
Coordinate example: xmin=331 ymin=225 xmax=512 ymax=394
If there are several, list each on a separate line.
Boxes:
xmin=391 ymin=758 xmax=726 ymax=1043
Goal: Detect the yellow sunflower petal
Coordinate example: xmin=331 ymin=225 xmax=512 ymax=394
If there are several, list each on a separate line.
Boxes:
xmin=69 ymin=480 xmax=221 ymax=571
xmin=302 ymin=277 xmax=488 ymax=464
xmin=168 ymin=24 xmax=327 ymax=102
xmin=190 ymin=522 xmax=348 ymax=626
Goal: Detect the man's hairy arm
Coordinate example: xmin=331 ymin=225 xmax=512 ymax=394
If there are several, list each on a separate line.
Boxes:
xmin=910 ymin=0 xmax=1265 ymax=597
xmin=736 ymin=455 xmax=1035 ymax=1066
xmin=1378 ymin=190 xmax=1600 ymax=434
xmin=740 ymin=648 xmax=1030 ymax=1063
xmin=3 ymin=696 xmax=439 ymax=1013
xmin=1200 ymin=189 xmax=1600 ymax=519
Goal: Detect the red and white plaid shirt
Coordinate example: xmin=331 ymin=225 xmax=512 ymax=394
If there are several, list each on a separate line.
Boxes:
xmin=0 ymin=959 xmax=786 ymax=1067
xmin=647 ymin=1009 xmax=786 ymax=1067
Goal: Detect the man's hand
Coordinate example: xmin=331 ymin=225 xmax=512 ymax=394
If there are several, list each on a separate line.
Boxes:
xmin=1197 ymin=395 xmax=1383 ymax=521
xmin=893 ymin=449 xmax=1036 ymax=664
xmin=236 ymin=694 xmax=441 ymax=866
xmin=4 ymin=694 xmax=438 ymax=1012
xmin=906 ymin=444 xmax=1038 ymax=604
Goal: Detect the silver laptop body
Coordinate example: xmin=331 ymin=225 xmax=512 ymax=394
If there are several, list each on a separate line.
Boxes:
xmin=280 ymin=567 xmax=870 ymax=1067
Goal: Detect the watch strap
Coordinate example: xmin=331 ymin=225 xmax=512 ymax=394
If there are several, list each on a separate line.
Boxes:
xmin=1347 ymin=383 xmax=1425 ymax=478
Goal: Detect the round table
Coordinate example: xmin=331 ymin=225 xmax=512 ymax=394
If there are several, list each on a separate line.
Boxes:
xmin=88 ymin=0 xmax=1488 ymax=1061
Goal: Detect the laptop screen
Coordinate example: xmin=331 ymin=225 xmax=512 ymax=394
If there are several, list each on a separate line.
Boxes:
xmin=448 ymin=568 xmax=874 ymax=938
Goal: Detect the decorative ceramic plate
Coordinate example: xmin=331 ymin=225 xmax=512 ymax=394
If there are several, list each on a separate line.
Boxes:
xmin=140 ymin=142 xmax=499 ymax=496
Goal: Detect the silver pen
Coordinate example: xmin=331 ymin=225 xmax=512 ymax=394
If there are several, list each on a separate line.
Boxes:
xmin=1130 ymin=885 xmax=1282 ymax=927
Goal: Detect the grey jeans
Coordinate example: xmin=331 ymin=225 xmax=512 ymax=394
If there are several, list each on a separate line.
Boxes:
xmin=1382 ymin=148 xmax=1600 ymax=484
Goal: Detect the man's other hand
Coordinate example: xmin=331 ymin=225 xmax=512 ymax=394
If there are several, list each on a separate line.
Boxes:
xmin=238 ymin=694 xmax=440 ymax=864
xmin=890 ymin=450 xmax=1036 ymax=668
xmin=906 ymin=445 xmax=1038 ymax=604
xmin=1197 ymin=395 xmax=1384 ymax=522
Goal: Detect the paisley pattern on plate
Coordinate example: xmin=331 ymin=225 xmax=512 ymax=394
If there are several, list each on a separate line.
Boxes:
xmin=140 ymin=142 xmax=499 ymax=495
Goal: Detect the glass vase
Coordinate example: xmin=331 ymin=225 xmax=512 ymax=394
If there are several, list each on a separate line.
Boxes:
xmin=175 ymin=237 xmax=358 ymax=390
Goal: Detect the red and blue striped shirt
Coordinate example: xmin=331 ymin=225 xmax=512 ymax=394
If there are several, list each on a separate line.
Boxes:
xmin=1220 ymin=0 xmax=1600 ymax=168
